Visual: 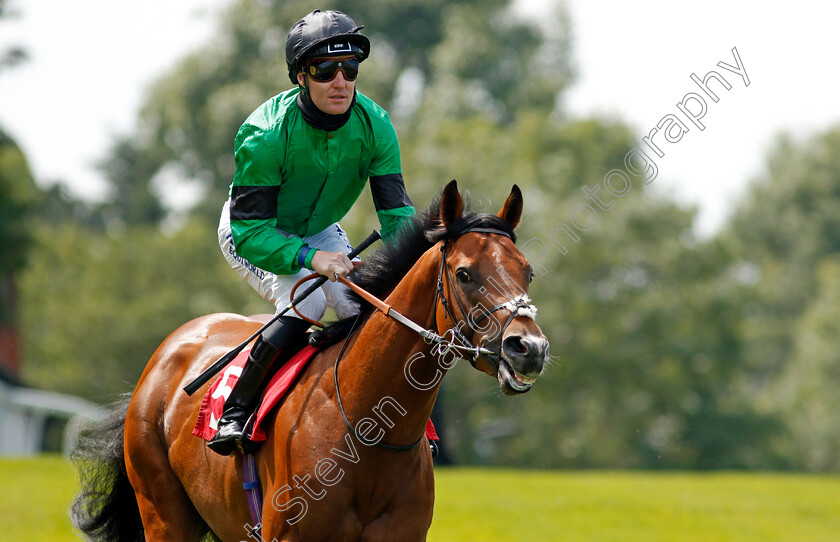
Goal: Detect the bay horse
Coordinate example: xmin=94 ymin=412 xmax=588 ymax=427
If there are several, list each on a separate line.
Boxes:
xmin=72 ymin=181 xmax=549 ymax=541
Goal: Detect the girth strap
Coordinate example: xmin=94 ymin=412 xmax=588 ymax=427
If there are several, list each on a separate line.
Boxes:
xmin=242 ymin=453 xmax=263 ymax=537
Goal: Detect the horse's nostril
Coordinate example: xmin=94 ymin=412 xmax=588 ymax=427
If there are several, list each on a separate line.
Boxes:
xmin=503 ymin=336 xmax=529 ymax=357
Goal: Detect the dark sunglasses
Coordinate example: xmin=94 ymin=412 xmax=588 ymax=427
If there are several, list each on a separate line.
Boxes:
xmin=306 ymin=58 xmax=360 ymax=82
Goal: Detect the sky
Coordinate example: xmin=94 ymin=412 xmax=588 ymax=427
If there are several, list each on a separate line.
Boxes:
xmin=1 ymin=1 xmax=839 ymax=235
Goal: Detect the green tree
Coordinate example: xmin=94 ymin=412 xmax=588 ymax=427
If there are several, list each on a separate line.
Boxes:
xmin=0 ymin=127 xmax=39 ymax=385
xmin=0 ymin=130 xmax=39 ymax=284
xmin=38 ymin=184 xmax=108 ymax=230
xmin=778 ymin=257 xmax=840 ymax=471
xmin=724 ymin=126 xmax=840 ymax=471
xmin=0 ymin=1 xmax=37 ymax=374
xmin=19 ymin=218 xmax=269 ymax=401
xmin=0 ymin=0 xmax=36 ymax=321
xmin=95 ymin=137 xmax=166 ymax=227
xmin=429 ymin=115 xmax=778 ymax=469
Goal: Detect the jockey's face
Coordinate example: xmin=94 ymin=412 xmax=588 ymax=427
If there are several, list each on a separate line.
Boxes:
xmin=297 ymin=55 xmax=356 ymax=116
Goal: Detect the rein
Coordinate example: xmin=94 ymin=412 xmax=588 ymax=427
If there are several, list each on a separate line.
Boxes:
xmin=336 ymin=275 xmax=493 ymax=360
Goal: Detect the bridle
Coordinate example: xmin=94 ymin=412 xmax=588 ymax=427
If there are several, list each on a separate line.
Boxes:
xmin=330 ymin=226 xmax=538 ymax=451
xmin=433 ymin=227 xmax=537 ymax=369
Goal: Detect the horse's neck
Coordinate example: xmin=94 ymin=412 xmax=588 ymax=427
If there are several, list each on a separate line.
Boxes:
xmin=338 ymin=247 xmax=444 ymax=444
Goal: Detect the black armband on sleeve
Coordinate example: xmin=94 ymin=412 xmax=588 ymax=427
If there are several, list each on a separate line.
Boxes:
xmin=230 ymin=185 xmax=281 ymax=220
xmin=369 ymin=173 xmax=413 ymax=211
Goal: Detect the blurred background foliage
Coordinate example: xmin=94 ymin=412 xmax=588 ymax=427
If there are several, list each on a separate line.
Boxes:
xmin=2 ymin=0 xmax=840 ymax=471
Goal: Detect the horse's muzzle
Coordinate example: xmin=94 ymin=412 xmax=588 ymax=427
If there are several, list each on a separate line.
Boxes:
xmin=503 ymin=335 xmax=548 ymax=372
xmin=495 ymin=331 xmax=549 ymax=395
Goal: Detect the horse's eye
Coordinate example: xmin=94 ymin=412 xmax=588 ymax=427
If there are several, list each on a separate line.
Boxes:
xmin=456 ymin=269 xmax=471 ymax=283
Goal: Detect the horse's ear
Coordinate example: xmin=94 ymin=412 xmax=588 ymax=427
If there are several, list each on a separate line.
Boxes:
xmin=440 ymin=179 xmax=464 ymax=227
xmin=497 ymin=184 xmax=523 ymax=229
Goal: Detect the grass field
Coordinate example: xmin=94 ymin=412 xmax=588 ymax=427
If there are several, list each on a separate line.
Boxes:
xmin=1 ymin=456 xmax=838 ymax=541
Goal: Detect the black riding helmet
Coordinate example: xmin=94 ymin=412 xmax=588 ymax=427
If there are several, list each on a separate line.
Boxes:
xmin=285 ymin=10 xmax=370 ymax=85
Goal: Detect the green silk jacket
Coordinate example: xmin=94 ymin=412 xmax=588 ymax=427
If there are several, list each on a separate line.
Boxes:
xmin=228 ymin=87 xmax=414 ymax=275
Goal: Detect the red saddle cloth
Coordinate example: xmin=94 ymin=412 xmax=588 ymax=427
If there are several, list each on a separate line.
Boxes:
xmin=192 ymin=345 xmax=439 ymax=443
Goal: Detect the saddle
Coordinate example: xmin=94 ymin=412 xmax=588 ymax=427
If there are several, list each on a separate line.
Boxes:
xmin=192 ymin=344 xmax=319 ymax=447
xmin=192 ymin=344 xmax=439 ymax=452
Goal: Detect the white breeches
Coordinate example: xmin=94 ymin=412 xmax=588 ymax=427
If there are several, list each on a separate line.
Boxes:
xmin=218 ymin=200 xmax=360 ymax=321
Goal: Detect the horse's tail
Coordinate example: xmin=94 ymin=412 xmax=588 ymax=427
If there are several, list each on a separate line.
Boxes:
xmin=70 ymin=394 xmax=144 ymax=542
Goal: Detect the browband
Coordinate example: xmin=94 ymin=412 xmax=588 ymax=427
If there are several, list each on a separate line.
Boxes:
xmin=461 ymin=227 xmax=514 ymax=241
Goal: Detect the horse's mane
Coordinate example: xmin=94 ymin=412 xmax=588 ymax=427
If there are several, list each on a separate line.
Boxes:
xmin=313 ymin=190 xmax=516 ymax=344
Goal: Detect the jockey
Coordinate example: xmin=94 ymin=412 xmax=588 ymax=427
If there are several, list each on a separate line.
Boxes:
xmin=212 ymin=9 xmax=414 ymax=455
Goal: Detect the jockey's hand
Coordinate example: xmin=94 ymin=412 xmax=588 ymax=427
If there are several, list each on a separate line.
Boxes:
xmin=311 ymin=250 xmax=354 ymax=282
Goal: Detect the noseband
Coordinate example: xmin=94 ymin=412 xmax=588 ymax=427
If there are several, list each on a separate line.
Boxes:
xmin=434 ymin=227 xmax=537 ymax=368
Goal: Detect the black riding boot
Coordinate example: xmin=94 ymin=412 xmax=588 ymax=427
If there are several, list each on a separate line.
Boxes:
xmin=207 ymin=316 xmax=310 ymax=455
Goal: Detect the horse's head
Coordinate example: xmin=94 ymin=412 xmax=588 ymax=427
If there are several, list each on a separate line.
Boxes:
xmin=435 ymin=180 xmax=550 ymax=395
